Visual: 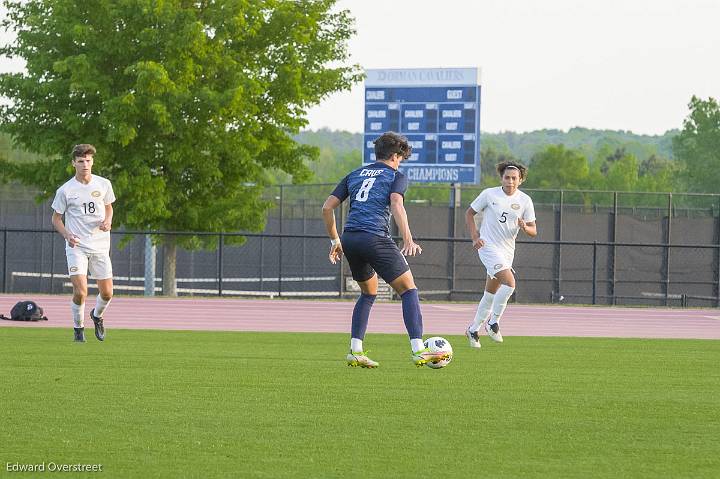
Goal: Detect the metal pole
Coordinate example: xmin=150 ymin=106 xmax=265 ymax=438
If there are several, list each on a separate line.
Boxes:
xmin=217 ymin=233 xmax=224 ymax=297
xmin=716 ymin=197 xmax=720 ymax=307
xmin=558 ymin=190 xmax=563 ymax=300
xmin=279 ymin=186 xmax=283 ymax=297
xmin=50 ymin=232 xmax=55 ymax=294
xmin=611 ymin=192 xmax=618 ymax=305
xmin=665 ymin=193 xmax=672 ymax=306
xmin=553 ymin=191 xmax=563 ymax=301
xmin=448 ymin=184 xmax=459 ymax=298
xmin=259 ymin=235 xmax=265 ymax=293
xmin=592 ymin=241 xmax=597 ymax=305
xmin=38 ymin=229 xmax=44 ymax=292
xmin=126 ymin=234 xmax=132 ymax=292
xmin=302 ymin=198 xmax=306 ymax=285
xmin=717 ymin=242 xmax=720 ymax=308
xmin=144 ymin=234 xmax=156 ymax=296
xmin=279 ymin=185 xmax=284 ymax=235
xmin=339 ymin=201 xmax=345 ymax=297
xmin=2 ymin=229 xmax=7 ymax=293
xmin=278 ymin=236 xmax=283 ymax=297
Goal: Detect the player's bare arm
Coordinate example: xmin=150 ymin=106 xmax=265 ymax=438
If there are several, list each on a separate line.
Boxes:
xmin=99 ymin=203 xmax=113 ymax=232
xmin=390 ymin=192 xmax=422 ymax=256
xmin=51 ymin=211 xmax=80 ymax=247
xmin=518 ymin=218 xmax=537 ymax=237
xmin=321 ymin=195 xmax=343 ymax=264
xmin=465 ymin=207 xmax=484 ymax=249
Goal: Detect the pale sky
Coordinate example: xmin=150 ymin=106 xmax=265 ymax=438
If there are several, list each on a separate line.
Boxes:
xmin=1 ymin=1 xmax=718 ymax=136
xmin=306 ymin=0 xmax=720 ymax=135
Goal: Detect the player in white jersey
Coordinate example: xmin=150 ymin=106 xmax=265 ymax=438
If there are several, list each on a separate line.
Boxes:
xmin=464 ymin=161 xmax=537 ymax=347
xmin=51 ymin=144 xmax=116 ymax=343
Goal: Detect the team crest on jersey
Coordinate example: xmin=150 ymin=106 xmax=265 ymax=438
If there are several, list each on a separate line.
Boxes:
xmin=494 ymin=263 xmax=503 ymax=270
xmin=511 ymin=203 xmax=520 ymax=210
xmin=91 ymin=191 xmax=101 ymax=198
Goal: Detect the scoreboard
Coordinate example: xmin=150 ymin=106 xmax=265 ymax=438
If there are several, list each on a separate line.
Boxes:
xmin=363 ymin=67 xmax=481 ymax=184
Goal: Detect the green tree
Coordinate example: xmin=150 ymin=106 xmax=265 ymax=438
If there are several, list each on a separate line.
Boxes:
xmin=588 ymin=148 xmax=677 ymax=206
xmin=636 ymin=154 xmax=676 ymax=193
xmin=524 ymin=144 xmax=590 ymax=190
xmin=0 ymin=0 xmax=361 ymax=294
xmin=602 ymin=152 xmax=638 ymax=191
xmin=673 ymin=96 xmax=720 ymax=193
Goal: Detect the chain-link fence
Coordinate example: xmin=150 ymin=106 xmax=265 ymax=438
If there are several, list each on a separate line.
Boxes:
xmin=1 ymin=229 xmax=718 ymax=307
xmin=1 ymin=184 xmax=719 ymax=306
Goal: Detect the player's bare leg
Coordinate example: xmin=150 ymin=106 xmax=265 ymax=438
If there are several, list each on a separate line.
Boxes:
xmin=70 ymin=274 xmax=88 ymax=342
xmin=484 ymin=270 xmax=515 ymax=343
xmin=90 ymin=278 xmax=113 ymax=341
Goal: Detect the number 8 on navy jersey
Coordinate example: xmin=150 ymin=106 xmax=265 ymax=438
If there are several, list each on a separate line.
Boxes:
xmin=355 ymin=177 xmax=376 ymax=202
xmin=332 ymin=163 xmax=409 ymax=238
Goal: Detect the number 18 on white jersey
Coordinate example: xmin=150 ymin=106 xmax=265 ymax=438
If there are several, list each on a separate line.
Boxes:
xmin=52 ymin=175 xmax=116 ymax=253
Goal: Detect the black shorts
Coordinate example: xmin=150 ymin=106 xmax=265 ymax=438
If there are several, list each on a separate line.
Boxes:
xmin=341 ymin=231 xmax=410 ymax=283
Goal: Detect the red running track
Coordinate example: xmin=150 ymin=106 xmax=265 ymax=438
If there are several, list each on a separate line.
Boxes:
xmin=1 ymin=294 xmax=720 ymax=339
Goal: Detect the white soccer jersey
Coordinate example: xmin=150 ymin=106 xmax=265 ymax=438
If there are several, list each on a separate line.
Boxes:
xmin=51 ymin=175 xmax=116 ymax=253
xmin=469 ymin=186 xmax=536 ymax=255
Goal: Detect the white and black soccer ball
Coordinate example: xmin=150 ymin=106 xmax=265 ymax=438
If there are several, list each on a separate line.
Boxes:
xmin=423 ymin=336 xmax=453 ymax=369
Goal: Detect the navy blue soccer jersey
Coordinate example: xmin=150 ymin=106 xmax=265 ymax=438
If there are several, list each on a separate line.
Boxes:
xmin=331 ymin=162 xmax=409 ymax=238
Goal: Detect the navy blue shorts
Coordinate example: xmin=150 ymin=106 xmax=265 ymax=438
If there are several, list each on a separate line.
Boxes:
xmin=341 ymin=231 xmax=410 ymax=283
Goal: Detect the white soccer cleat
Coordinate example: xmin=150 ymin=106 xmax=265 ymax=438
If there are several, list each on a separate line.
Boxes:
xmin=465 ymin=326 xmax=482 ymax=349
xmin=346 ymin=351 xmax=379 ymax=368
xmin=485 ymin=321 xmax=504 ymax=343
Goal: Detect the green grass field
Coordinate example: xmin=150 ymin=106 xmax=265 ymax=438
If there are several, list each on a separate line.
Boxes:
xmin=1 ymin=328 xmax=719 ymax=478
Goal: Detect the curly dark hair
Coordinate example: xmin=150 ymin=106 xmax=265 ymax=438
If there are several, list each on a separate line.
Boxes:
xmin=496 ymin=160 xmax=528 ymax=180
xmin=373 ymin=132 xmax=412 ymax=160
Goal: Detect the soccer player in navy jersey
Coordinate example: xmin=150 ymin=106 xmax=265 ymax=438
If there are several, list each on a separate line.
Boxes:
xmin=321 ymin=131 xmax=450 ymax=368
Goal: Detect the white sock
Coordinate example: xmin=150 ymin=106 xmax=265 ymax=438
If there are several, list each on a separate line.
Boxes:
xmin=71 ymin=302 xmax=85 ymax=328
xmin=488 ymin=284 xmax=514 ymax=326
xmin=410 ymin=338 xmax=424 ymax=352
xmin=470 ymin=291 xmax=495 ymax=331
xmin=350 ymin=338 xmax=363 ymax=353
xmin=94 ymin=295 xmax=111 ymax=317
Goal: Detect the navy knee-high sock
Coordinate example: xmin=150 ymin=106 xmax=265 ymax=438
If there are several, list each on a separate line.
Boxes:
xmin=351 ymin=293 xmax=376 ymax=339
xmin=401 ymin=288 xmax=423 ymax=339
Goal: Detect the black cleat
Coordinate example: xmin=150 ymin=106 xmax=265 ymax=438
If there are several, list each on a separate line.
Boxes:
xmin=73 ymin=327 xmax=86 ymax=343
xmin=90 ymin=309 xmax=105 ymax=341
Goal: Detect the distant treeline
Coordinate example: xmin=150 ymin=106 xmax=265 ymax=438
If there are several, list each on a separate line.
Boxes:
xmin=292 ymin=127 xmax=681 ymax=192
xmin=296 ymin=127 xmax=677 ymax=163
xmin=5 ymin=94 xmax=719 ymax=199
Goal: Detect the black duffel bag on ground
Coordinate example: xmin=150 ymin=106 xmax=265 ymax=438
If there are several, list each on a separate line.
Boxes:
xmin=0 ymin=301 xmax=48 ymax=321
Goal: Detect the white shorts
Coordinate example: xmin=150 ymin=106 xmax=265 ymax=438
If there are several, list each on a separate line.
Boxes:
xmin=478 ymin=245 xmax=514 ymax=279
xmin=66 ymin=247 xmax=113 ymax=279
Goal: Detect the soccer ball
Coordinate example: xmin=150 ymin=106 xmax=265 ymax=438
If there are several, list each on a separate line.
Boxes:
xmin=423 ymin=336 xmax=453 ymax=369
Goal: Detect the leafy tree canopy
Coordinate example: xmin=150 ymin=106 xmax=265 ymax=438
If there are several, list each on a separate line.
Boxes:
xmin=0 ymin=0 xmax=362 ymax=234
xmin=672 ymin=96 xmax=720 ymax=194
xmin=524 ymin=144 xmax=590 ymax=190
